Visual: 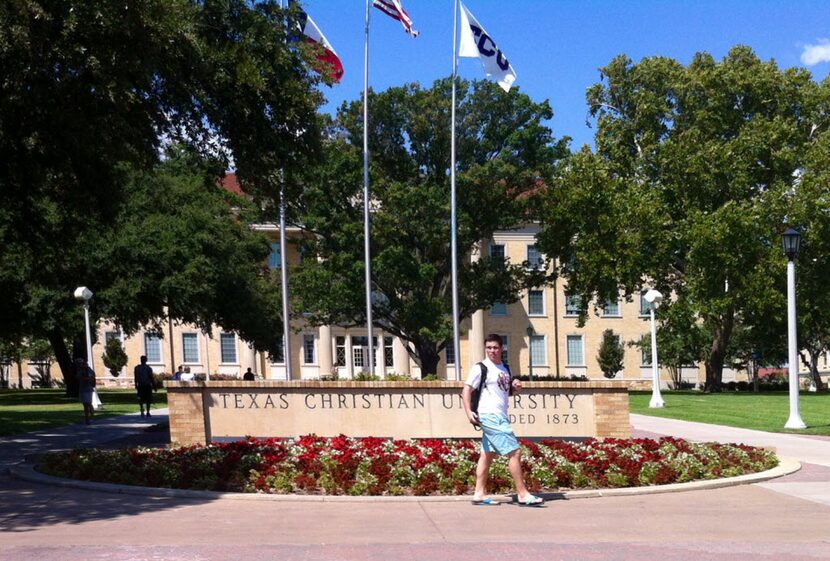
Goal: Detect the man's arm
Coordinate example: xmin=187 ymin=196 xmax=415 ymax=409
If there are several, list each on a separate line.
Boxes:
xmin=461 ymin=384 xmax=479 ymax=426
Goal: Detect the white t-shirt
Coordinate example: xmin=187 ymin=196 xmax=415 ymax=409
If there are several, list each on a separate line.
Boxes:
xmin=465 ymin=358 xmax=511 ymax=417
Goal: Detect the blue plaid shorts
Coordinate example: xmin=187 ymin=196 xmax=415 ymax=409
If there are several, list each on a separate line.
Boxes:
xmin=478 ymin=413 xmax=520 ymax=455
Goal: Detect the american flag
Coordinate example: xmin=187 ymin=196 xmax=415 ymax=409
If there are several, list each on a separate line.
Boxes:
xmin=373 ymin=0 xmax=419 ymax=37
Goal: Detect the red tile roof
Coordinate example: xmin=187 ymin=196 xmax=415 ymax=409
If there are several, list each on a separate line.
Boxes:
xmin=219 ymin=172 xmax=244 ymax=196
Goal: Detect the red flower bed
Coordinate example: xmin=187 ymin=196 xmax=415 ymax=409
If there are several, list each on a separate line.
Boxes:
xmin=37 ymin=436 xmax=778 ymax=496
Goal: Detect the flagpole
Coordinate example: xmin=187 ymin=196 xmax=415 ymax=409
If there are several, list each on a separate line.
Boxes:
xmin=450 ymin=0 xmax=461 ymax=381
xmin=363 ymin=0 xmax=375 ymax=377
xmin=279 ymin=0 xmax=292 ymax=380
xmin=279 ymin=176 xmax=292 ymax=380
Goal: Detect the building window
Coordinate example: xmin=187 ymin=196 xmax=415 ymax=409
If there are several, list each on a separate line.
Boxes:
xmin=335 ymin=336 xmax=346 ymax=367
xmin=268 ymin=242 xmax=281 ymax=269
xmin=269 ymin=335 xmax=285 ymax=364
xmin=641 ymin=346 xmax=652 ymax=366
xmin=144 ymin=332 xmax=162 ymax=363
xmin=489 ymin=243 xmax=505 ymax=264
xmin=640 ymin=294 xmax=651 ymax=316
xmin=182 ymin=333 xmax=199 ymax=363
xmin=220 ymin=333 xmax=237 ymax=364
xmin=565 ymin=295 xmax=582 ymax=316
xmin=105 ymin=330 xmax=121 ymax=343
xmin=302 ymin=334 xmax=316 ymax=364
xmin=566 ymin=335 xmax=584 ymax=366
xmin=352 ymin=346 xmax=365 ymax=369
xmin=527 ymin=245 xmax=544 ymax=270
xmin=500 ymin=334 xmax=510 ymax=366
xmin=351 ymin=337 xmax=377 ymax=369
xmin=530 ymin=335 xmax=546 ymax=365
xmin=490 ymin=301 xmax=508 ymax=316
xmin=528 ymin=290 xmax=545 ymax=316
xmin=384 ymin=336 xmax=394 ymax=368
xmin=603 ymin=299 xmax=620 ymax=316
xmin=445 ymin=340 xmax=455 ymax=365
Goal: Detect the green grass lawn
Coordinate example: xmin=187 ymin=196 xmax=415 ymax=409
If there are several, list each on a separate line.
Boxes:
xmin=630 ymin=391 xmax=830 ymax=436
xmin=0 ymin=388 xmax=167 ymax=436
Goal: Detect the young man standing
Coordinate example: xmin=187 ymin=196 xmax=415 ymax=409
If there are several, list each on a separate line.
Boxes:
xmin=461 ymin=333 xmax=544 ymax=507
xmin=133 ymin=355 xmax=155 ymax=417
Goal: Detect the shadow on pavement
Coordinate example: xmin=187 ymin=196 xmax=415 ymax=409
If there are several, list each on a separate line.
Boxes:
xmin=0 ymin=473 xmax=217 ymax=532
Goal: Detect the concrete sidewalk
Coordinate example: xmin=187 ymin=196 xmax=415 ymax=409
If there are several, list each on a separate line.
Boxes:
xmin=1 ymin=410 xmax=829 ymax=561
xmin=630 ymin=413 xmax=830 ymax=508
xmin=0 ymin=407 xmax=171 ymax=473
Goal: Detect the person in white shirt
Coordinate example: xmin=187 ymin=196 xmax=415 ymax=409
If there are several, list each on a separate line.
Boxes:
xmin=461 ymin=333 xmax=544 ymax=507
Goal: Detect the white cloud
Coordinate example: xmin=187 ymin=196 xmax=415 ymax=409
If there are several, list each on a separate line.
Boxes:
xmin=801 ymin=39 xmax=830 ymax=66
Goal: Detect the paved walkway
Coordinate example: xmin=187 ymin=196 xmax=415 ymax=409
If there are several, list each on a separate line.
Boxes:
xmin=1 ymin=410 xmax=829 ymax=561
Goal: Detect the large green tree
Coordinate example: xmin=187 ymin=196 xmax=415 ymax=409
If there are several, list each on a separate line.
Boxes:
xmin=0 ymin=0 xmax=323 ymax=385
xmin=99 ymin=150 xmax=284 ymax=355
xmin=537 ymin=46 xmax=822 ymax=391
xmin=787 ymin=128 xmax=830 ymax=391
xmin=292 ymin=79 xmax=568 ymax=376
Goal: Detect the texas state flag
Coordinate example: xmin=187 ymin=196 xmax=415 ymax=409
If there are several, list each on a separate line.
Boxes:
xmin=291 ymin=1 xmax=343 ymax=83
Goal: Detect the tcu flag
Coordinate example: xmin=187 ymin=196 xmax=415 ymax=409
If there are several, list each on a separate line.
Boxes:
xmin=458 ymin=2 xmax=516 ymax=92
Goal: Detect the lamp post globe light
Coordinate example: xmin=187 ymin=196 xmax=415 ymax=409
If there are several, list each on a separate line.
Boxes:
xmin=74 ymin=286 xmax=94 ymax=366
xmin=782 ymin=228 xmax=806 ymax=429
xmin=526 ymin=325 xmax=535 ymax=382
xmin=644 ymin=289 xmax=664 ymax=408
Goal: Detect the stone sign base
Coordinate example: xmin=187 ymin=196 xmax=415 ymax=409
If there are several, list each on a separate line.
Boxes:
xmin=166 ymin=380 xmax=631 ymax=445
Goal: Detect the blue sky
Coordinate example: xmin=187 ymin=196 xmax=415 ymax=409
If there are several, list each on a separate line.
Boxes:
xmin=304 ymin=0 xmax=830 ymax=149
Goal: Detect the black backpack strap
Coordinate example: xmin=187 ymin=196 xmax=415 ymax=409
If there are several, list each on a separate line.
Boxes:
xmin=478 ymin=361 xmax=487 ymax=392
xmin=505 ymin=363 xmax=515 ymax=396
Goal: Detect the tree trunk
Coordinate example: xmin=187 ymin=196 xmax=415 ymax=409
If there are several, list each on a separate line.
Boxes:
xmin=413 ymin=338 xmax=440 ymax=378
xmin=704 ymin=311 xmax=734 ymax=393
xmin=809 ymin=353 xmax=825 ymax=391
xmin=48 ymin=329 xmax=78 ymax=397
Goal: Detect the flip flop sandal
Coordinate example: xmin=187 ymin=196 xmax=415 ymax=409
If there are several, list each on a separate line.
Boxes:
xmin=518 ymin=495 xmax=545 ymax=507
xmin=471 ymin=498 xmax=500 ymax=506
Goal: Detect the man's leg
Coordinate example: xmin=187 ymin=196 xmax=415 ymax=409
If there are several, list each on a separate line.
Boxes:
xmin=473 ymin=451 xmax=495 ymax=500
xmin=506 ymin=448 xmax=533 ymax=501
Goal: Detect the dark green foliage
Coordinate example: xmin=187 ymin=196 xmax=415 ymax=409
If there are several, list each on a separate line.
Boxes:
xmin=0 ymin=1 xmax=323 ymax=381
xmin=293 ymin=79 xmax=568 ymax=375
xmin=537 ymin=46 xmax=827 ymax=391
xmin=597 ymin=329 xmax=625 ymax=379
xmin=102 ymin=338 xmax=128 ymax=377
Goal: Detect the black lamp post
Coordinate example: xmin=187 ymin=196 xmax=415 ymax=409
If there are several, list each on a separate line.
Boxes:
xmin=526 ymin=325 xmax=535 ymax=382
xmin=782 ymin=227 xmax=802 ymax=261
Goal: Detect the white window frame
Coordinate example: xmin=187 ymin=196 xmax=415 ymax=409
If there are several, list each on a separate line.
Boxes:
xmin=144 ymin=332 xmax=163 ymax=364
xmin=603 ymin=299 xmax=621 ymax=317
xmin=335 ymin=336 xmax=346 ymax=367
xmin=384 ymin=336 xmax=394 ymax=368
xmin=302 ymin=334 xmax=316 ymax=365
xmin=528 ymin=289 xmax=545 ymax=316
xmin=181 ymin=332 xmax=200 ymax=364
xmin=526 ymin=244 xmax=544 ymax=270
xmin=565 ymin=295 xmax=582 ymax=316
xmin=530 ymin=334 xmax=547 ymax=366
xmin=219 ymin=332 xmax=238 ymax=364
xmin=489 ymin=243 xmax=506 ymax=263
xmin=566 ymin=334 xmax=585 ymax=366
